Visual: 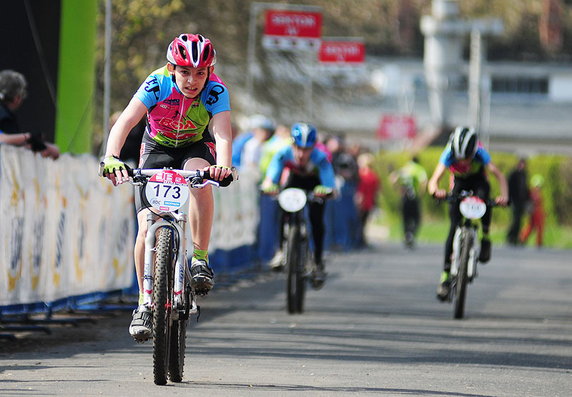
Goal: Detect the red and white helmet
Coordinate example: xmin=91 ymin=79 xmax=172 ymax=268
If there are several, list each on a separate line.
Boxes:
xmin=166 ymin=34 xmax=217 ymax=68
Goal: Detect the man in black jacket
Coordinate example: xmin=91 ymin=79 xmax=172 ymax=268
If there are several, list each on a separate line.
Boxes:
xmin=506 ymin=158 xmax=529 ymax=245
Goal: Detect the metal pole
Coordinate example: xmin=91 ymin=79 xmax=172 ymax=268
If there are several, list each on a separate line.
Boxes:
xmin=468 ymin=29 xmax=482 ymax=132
xmin=102 ymin=0 xmax=112 ymax=155
xmin=306 ymin=53 xmax=314 ymax=120
xmin=246 ymin=2 xmax=259 ymax=112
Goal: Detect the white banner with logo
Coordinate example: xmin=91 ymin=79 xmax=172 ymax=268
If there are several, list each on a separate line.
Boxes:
xmin=0 ymin=146 xmax=135 ymax=306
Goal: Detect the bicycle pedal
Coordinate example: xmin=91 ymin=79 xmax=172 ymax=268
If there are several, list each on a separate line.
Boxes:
xmin=132 ymin=335 xmax=151 ymax=343
xmin=194 ymin=288 xmax=210 ymax=297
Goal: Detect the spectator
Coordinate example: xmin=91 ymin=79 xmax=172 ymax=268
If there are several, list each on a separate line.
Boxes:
xmin=323 ymin=134 xmax=360 ymax=250
xmin=390 ymin=156 xmax=428 ymax=248
xmin=259 ymin=124 xmax=291 ymax=178
xmin=233 ymin=114 xmax=275 ymax=173
xmin=520 ymin=174 xmax=545 ymax=248
xmin=0 ymin=70 xmax=59 ymax=159
xmin=355 ymin=152 xmax=381 ymax=248
xmin=506 ymin=158 xmax=530 ymax=246
xmin=254 ymin=124 xmax=292 ymax=262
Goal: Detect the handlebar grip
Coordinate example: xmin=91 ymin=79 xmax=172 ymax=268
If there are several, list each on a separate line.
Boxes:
xmin=204 ymin=169 xmax=235 ymax=187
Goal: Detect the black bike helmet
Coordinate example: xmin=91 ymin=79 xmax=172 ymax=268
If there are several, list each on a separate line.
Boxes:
xmin=450 ymin=126 xmax=478 ymax=160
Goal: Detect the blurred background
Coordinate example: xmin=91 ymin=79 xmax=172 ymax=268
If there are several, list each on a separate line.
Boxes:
xmin=1 ymin=0 xmax=571 ymax=247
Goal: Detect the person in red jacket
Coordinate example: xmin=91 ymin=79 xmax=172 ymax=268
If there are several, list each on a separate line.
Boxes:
xmin=355 ymin=152 xmax=381 ymax=247
xmin=520 ymin=174 xmax=545 ymax=248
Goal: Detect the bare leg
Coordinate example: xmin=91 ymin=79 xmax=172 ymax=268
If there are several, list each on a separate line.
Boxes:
xmin=184 ymin=158 xmax=214 ymax=252
xmin=134 ymin=209 xmax=152 ymax=297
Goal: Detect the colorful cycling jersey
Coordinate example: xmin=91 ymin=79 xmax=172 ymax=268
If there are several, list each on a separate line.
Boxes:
xmin=134 ymin=66 xmax=230 ymax=148
xmin=265 ymin=146 xmax=335 ymax=189
xmin=439 ymin=143 xmax=491 ymax=178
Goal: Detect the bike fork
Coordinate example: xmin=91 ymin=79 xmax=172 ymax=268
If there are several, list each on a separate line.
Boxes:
xmin=142 ymin=217 xmax=187 ymax=310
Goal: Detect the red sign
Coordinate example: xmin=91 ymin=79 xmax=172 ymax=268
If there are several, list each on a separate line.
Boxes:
xmin=377 ymin=115 xmax=416 ymax=140
xmin=319 ymin=40 xmax=365 ymax=64
xmin=264 ymin=10 xmax=322 ymax=38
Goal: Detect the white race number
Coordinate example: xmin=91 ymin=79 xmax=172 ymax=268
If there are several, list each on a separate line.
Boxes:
xmin=145 ymin=170 xmax=189 ymax=212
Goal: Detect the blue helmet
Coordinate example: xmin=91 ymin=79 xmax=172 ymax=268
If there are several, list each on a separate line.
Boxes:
xmin=291 ymin=122 xmax=317 ymax=148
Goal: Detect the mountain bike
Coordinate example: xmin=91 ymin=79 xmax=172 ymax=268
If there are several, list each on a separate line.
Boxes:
xmin=129 ymin=167 xmax=235 ymax=385
xmin=276 ymin=188 xmax=328 ymax=314
xmin=445 ymin=190 xmax=494 ymax=319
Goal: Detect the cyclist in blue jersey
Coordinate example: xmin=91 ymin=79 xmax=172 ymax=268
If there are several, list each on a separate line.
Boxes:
xmin=427 ymin=126 xmax=508 ymax=301
xmin=99 ymin=34 xmax=233 ymax=341
xmin=261 ymin=122 xmax=335 ymax=288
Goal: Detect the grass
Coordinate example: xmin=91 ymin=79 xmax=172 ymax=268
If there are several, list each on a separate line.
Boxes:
xmin=374 ymin=211 xmax=572 ymax=249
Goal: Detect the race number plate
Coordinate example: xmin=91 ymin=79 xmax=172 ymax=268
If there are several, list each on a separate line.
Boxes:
xmin=459 ymin=196 xmax=487 ymax=219
xmin=278 ymin=188 xmax=307 ymax=213
xmin=145 ymin=170 xmax=189 ymax=212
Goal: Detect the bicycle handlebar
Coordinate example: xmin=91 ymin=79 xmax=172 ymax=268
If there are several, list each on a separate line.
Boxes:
xmin=126 ymin=165 xmax=237 ymax=188
xmin=436 ymin=190 xmax=499 ymax=207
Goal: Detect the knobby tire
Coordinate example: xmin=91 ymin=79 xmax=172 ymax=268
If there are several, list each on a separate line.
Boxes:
xmin=454 ymin=229 xmax=471 ymax=319
xmin=286 ymin=223 xmax=305 ymax=314
xmin=153 ymin=228 xmax=173 ymax=385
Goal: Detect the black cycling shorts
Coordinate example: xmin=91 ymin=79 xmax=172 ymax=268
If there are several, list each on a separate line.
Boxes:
xmin=134 ymin=132 xmax=217 ymax=213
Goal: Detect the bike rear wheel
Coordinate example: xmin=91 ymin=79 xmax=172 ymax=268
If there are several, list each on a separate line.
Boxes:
xmin=453 ymin=231 xmax=471 ymax=319
xmin=153 ymin=227 xmax=174 ymax=385
xmin=286 ymin=223 xmax=306 ymax=314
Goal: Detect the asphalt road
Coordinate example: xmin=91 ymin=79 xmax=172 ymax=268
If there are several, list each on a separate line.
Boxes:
xmin=1 ymin=242 xmax=571 ymax=397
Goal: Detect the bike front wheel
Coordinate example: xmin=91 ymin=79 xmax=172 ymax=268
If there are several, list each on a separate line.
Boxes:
xmin=453 ymin=232 xmax=471 ymax=319
xmin=286 ymin=223 xmax=306 ymax=314
xmin=153 ymin=227 xmax=174 ymax=385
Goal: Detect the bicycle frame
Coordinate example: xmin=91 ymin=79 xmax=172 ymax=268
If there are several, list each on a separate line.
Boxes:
xmin=451 ymin=219 xmax=479 ymax=281
xmin=447 ymin=190 xmax=489 ymax=319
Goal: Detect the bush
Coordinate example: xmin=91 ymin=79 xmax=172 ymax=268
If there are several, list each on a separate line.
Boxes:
xmin=372 ymin=148 xmax=572 ymax=243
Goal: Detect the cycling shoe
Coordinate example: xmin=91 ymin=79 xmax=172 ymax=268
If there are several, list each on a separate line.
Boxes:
xmin=129 ymin=307 xmax=152 ymax=342
xmin=191 ymin=258 xmax=215 ymax=296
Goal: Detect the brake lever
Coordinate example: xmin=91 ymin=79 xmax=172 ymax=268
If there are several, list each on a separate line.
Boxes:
xmin=191 ymin=179 xmax=220 ymax=188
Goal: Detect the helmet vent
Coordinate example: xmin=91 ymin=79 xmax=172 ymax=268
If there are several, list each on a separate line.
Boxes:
xmin=202 ymin=46 xmax=210 ymax=62
xmin=177 ymin=45 xmax=188 ymax=61
xmin=191 ymin=42 xmax=199 ymax=63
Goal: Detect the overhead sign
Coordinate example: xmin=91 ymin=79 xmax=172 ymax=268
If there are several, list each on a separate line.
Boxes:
xmin=377 ymin=114 xmax=417 ymax=140
xmin=319 ymin=39 xmax=365 ymax=64
xmin=262 ymin=9 xmax=322 ymax=50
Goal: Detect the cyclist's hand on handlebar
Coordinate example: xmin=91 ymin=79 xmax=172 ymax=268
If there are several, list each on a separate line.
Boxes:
xmin=432 ymin=189 xmax=447 ymax=200
xmin=261 ymin=182 xmax=280 ymax=196
xmin=205 ymin=165 xmax=233 ymax=182
xmin=495 ymin=195 xmax=508 ymax=206
xmin=313 ymin=185 xmax=333 ymax=198
xmin=99 ymin=155 xmax=129 ymax=186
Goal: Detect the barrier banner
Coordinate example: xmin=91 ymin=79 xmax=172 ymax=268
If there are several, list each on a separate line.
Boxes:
xmin=0 ymin=146 xmax=134 ymax=307
xmin=209 ymin=167 xmax=259 ymax=251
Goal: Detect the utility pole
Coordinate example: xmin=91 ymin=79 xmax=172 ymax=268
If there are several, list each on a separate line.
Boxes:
xmin=421 ymin=0 xmax=502 ymax=142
